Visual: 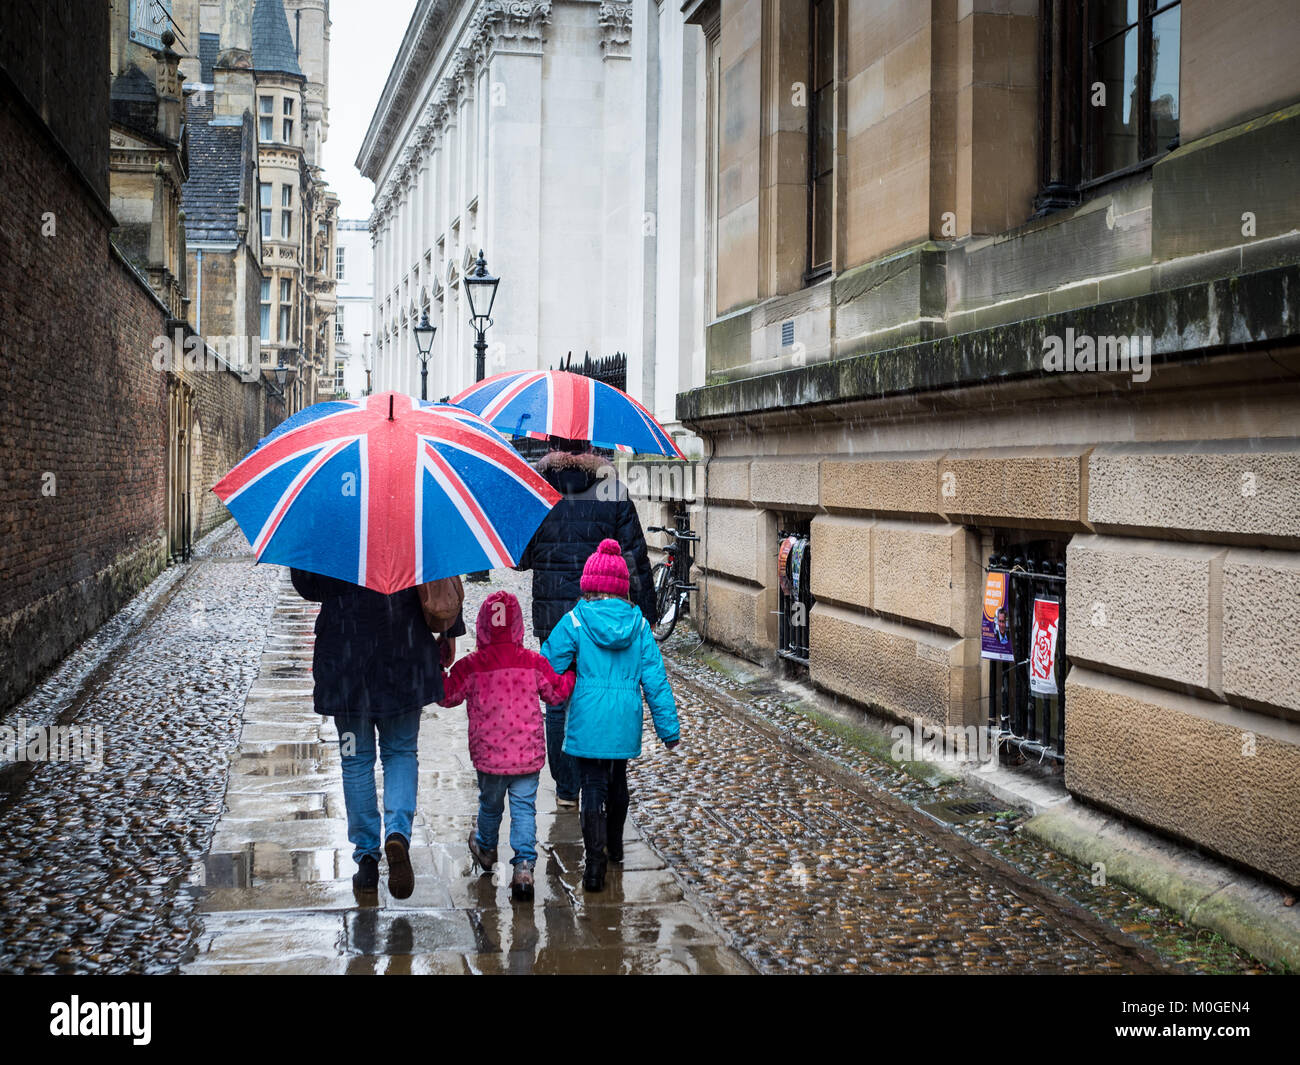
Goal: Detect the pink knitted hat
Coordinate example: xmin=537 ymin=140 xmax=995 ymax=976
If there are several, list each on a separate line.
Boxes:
xmin=581 ymin=538 xmax=629 ymax=598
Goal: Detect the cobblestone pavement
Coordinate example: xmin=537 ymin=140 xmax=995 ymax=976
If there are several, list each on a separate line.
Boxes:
xmin=480 ymin=570 xmax=1268 ymax=975
xmin=0 ymin=539 xmax=1271 ymax=974
xmin=184 ymin=567 xmax=750 ymax=975
xmin=0 ymin=524 xmax=280 ymax=974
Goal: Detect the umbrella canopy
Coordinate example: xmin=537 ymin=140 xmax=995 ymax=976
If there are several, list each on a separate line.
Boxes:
xmin=213 ymin=391 xmax=561 ymax=594
xmin=450 ymin=370 xmax=686 ymax=458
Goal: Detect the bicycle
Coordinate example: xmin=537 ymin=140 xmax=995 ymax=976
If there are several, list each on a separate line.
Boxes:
xmin=646 ymin=523 xmax=699 ymax=641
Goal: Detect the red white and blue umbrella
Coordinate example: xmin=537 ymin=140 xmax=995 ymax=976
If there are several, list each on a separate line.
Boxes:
xmin=450 ymin=370 xmax=686 ymax=458
xmin=213 ymin=391 xmax=561 ymax=594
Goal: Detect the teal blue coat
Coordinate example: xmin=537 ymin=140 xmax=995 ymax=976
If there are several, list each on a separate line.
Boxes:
xmin=540 ymin=598 xmax=680 ymax=759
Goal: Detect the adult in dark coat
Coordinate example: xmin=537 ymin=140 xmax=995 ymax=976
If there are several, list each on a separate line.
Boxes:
xmin=516 ymin=439 xmax=655 ymax=805
xmin=291 ymin=568 xmax=465 ymax=897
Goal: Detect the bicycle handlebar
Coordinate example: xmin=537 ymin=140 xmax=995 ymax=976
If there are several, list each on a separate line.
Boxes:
xmin=647 ymin=526 xmax=699 ymax=542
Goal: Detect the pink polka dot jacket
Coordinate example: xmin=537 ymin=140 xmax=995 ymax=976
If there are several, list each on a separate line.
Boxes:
xmin=439 ymin=590 xmax=576 ymax=776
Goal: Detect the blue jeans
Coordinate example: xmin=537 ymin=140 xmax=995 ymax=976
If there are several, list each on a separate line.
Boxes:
xmin=334 ymin=710 xmax=421 ymax=865
xmin=475 ymin=771 xmax=539 ymax=864
xmin=545 ymin=700 xmax=580 ymax=801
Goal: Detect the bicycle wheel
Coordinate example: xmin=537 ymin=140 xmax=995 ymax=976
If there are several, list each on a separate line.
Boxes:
xmin=650 ymin=562 xmax=678 ymax=641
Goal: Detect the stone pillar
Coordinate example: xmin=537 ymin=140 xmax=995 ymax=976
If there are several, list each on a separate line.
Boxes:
xmin=481 ymin=2 xmax=551 ymax=380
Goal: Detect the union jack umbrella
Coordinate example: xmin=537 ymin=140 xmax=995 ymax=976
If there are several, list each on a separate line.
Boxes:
xmin=212 ymin=391 xmax=562 ymax=594
xmin=450 ymin=370 xmax=686 ymax=458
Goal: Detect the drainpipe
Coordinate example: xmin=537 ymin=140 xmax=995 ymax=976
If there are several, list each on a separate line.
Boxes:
xmin=195 ymin=248 xmax=203 ymax=334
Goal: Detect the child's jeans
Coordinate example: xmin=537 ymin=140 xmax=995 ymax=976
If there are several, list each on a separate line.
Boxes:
xmin=475 ymin=771 xmax=540 ymax=864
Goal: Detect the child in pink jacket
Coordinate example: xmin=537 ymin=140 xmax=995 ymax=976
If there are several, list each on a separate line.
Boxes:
xmin=439 ymin=590 xmax=574 ymax=902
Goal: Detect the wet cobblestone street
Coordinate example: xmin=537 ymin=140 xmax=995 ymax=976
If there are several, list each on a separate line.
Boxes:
xmin=0 ymin=540 xmax=1271 ymax=974
xmin=0 ymin=525 xmax=279 ymax=974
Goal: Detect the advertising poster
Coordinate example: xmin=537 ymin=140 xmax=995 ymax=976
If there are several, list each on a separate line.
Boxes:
xmin=1029 ymin=596 xmax=1061 ymax=695
xmin=980 ymin=571 xmax=1014 ymax=661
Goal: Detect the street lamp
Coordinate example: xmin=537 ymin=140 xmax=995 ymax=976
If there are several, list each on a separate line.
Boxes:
xmin=267 ymin=363 xmax=291 ymax=398
xmin=412 ymin=310 xmax=436 ymax=401
xmin=362 ymin=331 xmax=372 ymax=395
xmin=463 ymin=252 xmax=499 ymax=585
xmin=463 ymin=249 xmax=499 ymax=382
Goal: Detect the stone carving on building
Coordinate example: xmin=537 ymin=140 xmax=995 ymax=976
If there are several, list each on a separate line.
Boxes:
xmin=598 ymin=1 xmax=633 ymax=58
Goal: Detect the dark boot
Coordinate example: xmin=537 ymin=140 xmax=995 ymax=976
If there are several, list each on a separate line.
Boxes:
xmin=581 ymin=807 xmax=607 ymax=892
xmin=384 ymin=833 xmax=415 ymax=900
xmin=353 ymin=854 xmax=379 ymax=893
xmin=606 ymin=794 xmax=629 ymax=864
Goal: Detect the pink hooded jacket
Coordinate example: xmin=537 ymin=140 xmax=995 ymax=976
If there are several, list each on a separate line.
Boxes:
xmin=439 ymin=590 xmax=575 ymax=775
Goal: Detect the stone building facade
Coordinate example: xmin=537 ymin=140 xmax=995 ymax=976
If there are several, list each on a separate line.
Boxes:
xmin=640 ymin=0 xmax=1300 ymax=888
xmin=331 ymin=218 xmax=376 ymax=399
xmin=358 ymin=0 xmax=636 ymax=401
xmin=0 ymin=1 xmax=282 ymax=712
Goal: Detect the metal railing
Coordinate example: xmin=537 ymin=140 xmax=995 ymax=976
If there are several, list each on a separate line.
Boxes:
xmin=986 ymin=551 xmax=1067 ymax=763
xmin=553 ymin=350 xmax=627 ymax=391
xmin=777 ymin=529 xmax=812 ymax=665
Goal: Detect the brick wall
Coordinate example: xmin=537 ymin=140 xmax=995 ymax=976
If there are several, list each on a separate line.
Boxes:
xmin=0 ymin=86 xmax=273 ymax=711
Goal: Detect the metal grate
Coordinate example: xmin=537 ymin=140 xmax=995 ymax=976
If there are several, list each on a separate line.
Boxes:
xmin=777 ymin=527 xmax=812 ymax=665
xmin=986 ymin=542 xmax=1068 ymax=764
xmin=918 ymin=798 xmax=1009 ymax=824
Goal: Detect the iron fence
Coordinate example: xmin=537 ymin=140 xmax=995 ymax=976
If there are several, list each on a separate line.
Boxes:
xmin=553 ymin=350 xmax=627 ymax=391
xmin=777 ymin=528 xmax=813 ymax=665
xmin=986 ymin=547 xmax=1067 ymax=763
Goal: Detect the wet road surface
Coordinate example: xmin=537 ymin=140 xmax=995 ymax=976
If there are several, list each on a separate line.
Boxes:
xmin=0 ymin=531 xmax=1269 ymax=973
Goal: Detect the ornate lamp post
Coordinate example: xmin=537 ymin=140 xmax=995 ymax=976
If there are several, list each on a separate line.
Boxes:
xmin=462 ymin=249 xmax=499 ymax=383
xmin=412 ymin=310 xmax=436 ymax=400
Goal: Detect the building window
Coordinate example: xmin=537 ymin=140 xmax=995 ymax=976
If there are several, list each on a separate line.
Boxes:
xmin=282 ymin=97 xmax=295 ymax=143
xmin=806 ymin=0 xmax=835 ymax=280
xmin=335 ymin=360 xmax=346 ymax=394
xmin=1086 ymin=0 xmax=1180 ymax=181
xmin=335 ymin=306 xmax=345 ymax=343
xmin=259 ymin=277 xmax=271 ymax=341
xmin=259 ymin=182 xmax=272 ymax=238
xmin=258 ymin=95 xmax=273 ymax=141
xmin=336 ymin=246 xmax=346 ymax=281
xmin=280 ymin=185 xmax=293 ymax=239
xmin=278 ymin=278 xmax=292 ymax=343
xmin=1036 ymin=0 xmax=1181 ymax=213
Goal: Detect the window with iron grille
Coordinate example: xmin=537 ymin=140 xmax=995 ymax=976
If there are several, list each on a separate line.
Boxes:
xmin=777 ymin=520 xmax=813 ymax=665
xmin=985 ymin=535 xmax=1069 ymax=763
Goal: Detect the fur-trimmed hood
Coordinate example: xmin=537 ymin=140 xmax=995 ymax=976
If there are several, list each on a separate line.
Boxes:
xmin=535 ymin=450 xmax=613 ymax=475
xmin=535 ymin=449 xmax=616 ymax=495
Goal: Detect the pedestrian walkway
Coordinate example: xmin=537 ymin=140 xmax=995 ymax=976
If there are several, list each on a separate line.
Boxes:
xmin=184 ymin=572 xmax=751 ymax=975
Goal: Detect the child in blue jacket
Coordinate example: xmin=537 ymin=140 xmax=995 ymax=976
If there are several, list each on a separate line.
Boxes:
xmin=540 ymin=538 xmax=680 ymax=891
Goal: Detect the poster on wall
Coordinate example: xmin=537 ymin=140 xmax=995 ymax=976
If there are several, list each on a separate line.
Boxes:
xmin=980 ymin=571 xmax=1014 ymax=661
xmin=1029 ymin=596 xmax=1061 ymax=695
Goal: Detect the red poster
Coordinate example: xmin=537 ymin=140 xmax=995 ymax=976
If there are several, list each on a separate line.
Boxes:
xmin=1029 ymin=597 xmax=1060 ymax=695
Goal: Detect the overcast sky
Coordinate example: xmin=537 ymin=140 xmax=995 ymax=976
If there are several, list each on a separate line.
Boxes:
xmin=323 ymin=0 xmax=420 ymax=223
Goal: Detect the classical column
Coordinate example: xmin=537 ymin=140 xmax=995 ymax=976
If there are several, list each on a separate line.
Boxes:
xmin=480 ymin=1 xmax=551 ymax=380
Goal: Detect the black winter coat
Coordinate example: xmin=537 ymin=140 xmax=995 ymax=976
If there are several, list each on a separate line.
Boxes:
xmin=517 ymin=451 xmax=656 ymax=644
xmin=290 ymin=568 xmax=466 ymax=718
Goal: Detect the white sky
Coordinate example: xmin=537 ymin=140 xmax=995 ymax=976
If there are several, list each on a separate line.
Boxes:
xmin=322 ymin=0 xmax=420 ymax=223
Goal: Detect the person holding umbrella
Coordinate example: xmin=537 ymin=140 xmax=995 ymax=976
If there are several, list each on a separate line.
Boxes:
xmin=516 ymin=436 xmax=657 ymax=808
xmin=212 ymin=392 xmax=563 ymax=898
xmin=290 ymin=569 xmax=463 ymax=897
